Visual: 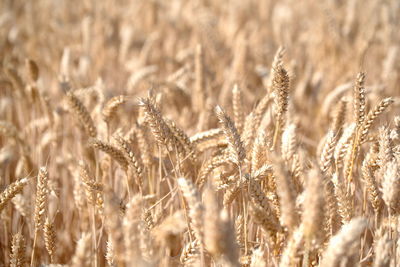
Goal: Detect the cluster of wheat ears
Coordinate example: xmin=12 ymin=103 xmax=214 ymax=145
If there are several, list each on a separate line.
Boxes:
xmin=1 ymin=0 xmax=400 ymax=266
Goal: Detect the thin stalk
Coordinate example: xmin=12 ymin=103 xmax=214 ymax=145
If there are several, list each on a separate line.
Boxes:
xmin=91 ymin=204 xmax=98 ymax=267
xmin=30 ymin=231 xmax=38 ymax=267
xmin=271 ymin=118 xmax=281 ymax=151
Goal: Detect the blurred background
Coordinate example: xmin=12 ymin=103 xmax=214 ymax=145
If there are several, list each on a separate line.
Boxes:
xmin=1 ymin=0 xmax=399 ymax=138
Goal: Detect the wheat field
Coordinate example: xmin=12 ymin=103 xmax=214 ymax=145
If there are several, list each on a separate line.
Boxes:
xmin=1 ymin=0 xmax=400 ymax=266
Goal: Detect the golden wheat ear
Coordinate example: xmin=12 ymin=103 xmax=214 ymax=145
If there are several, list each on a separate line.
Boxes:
xmin=271 ymin=63 xmax=290 ymax=150
xmin=373 ymin=232 xmax=391 ymax=267
xmin=232 ymin=84 xmax=244 ymax=134
xmin=10 ymin=231 xmax=26 ymax=267
xmin=248 ymin=177 xmax=282 ymax=233
xmin=302 ymin=169 xmax=325 ymax=247
xmin=89 ymin=138 xmax=129 ymax=171
xmin=138 ymin=97 xmax=173 ymax=148
xmin=177 ymin=177 xmax=204 ymax=245
xmin=71 ymin=233 xmax=92 ymax=266
xmin=353 ymin=72 xmax=366 ymax=128
xmin=359 ymin=97 xmax=393 ymax=144
xmin=274 ymin=159 xmax=299 ymax=231
xmin=114 ymin=135 xmax=144 ymax=175
xmin=361 ymin=154 xmax=383 ymax=217
xmin=331 ymin=97 xmax=348 ymax=133
xmin=215 ymin=105 xmax=246 ymax=168
xmin=102 ymin=95 xmax=127 ymax=124
xmin=381 ymin=160 xmax=400 ymax=216
xmin=64 ymin=89 xmax=97 ymax=138
xmin=44 ymin=217 xmax=56 ymax=263
xmin=34 ymin=167 xmax=49 ymax=231
xmin=0 ymin=177 xmax=29 ymax=213
xmin=279 ymin=226 xmax=304 ymax=267
xmin=320 ymin=218 xmax=367 ymax=267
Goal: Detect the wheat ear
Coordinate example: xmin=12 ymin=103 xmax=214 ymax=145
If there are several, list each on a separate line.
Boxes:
xmin=271 ymin=64 xmax=290 ymax=150
xmin=0 ymin=178 xmax=29 ymax=213
xmin=361 ymin=156 xmax=383 ymax=217
xmin=89 ymin=138 xmax=129 ymax=171
xmin=320 ymin=130 xmax=339 ymax=173
xmin=248 ymin=178 xmax=281 ymax=233
xmin=10 ymin=231 xmax=26 ymax=267
xmin=373 ymin=233 xmax=392 ymax=267
xmin=320 ymin=218 xmax=367 ymax=267
xmin=332 ymin=173 xmax=353 ymax=224
xmin=165 ymin=118 xmax=197 ymax=162
xmin=178 ymin=177 xmax=204 ymax=245
xmin=197 ymin=153 xmax=228 ymax=188
xmin=281 ymin=123 xmax=298 ymax=162
xmin=381 ymin=160 xmax=400 ymax=216
xmin=353 ymin=72 xmax=366 ymax=128
xmin=31 ymin=167 xmax=49 ymax=266
xmin=359 ymin=97 xmax=394 ymax=144
xmin=274 ymin=160 xmax=299 ymax=231
xmin=71 ymin=233 xmax=92 ymax=266
xmin=215 ymin=105 xmax=246 ymax=168
xmin=242 ymin=94 xmax=271 ymax=150
xmin=232 ymin=84 xmax=244 ymax=133
xmin=250 ymin=247 xmax=267 ymax=267
xmin=65 ymin=90 xmax=97 ymax=137
xmin=332 ymin=97 xmax=348 ymax=133
xmin=346 ymin=97 xmax=393 ymax=183
xmin=44 ymin=217 xmax=56 ymax=263
xmin=279 ymin=226 xmax=304 ymax=267
xmin=138 ymin=97 xmax=185 ymax=156
xmin=114 ymin=135 xmax=144 ymax=190
xmin=134 ymin=123 xmax=153 ymax=168
xmin=123 ymin=195 xmax=143 ymax=262
xmin=105 ymin=239 xmax=115 ymax=267
xmin=252 ymin=129 xmax=269 ymax=174
xmin=302 ymin=169 xmax=325 ymax=246
xmin=204 ymin=187 xmax=225 ymax=259
xmin=102 ymin=95 xmax=126 ymax=124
